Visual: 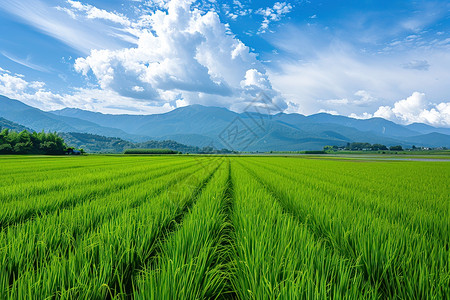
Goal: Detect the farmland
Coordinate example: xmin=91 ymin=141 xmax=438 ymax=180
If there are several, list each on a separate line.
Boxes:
xmin=0 ymin=155 xmax=448 ymax=299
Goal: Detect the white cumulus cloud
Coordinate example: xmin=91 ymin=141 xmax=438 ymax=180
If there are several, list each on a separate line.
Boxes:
xmin=318 ymin=90 xmax=376 ymax=108
xmin=373 ymin=92 xmax=450 ymax=127
xmin=256 ymin=2 xmax=293 ymax=33
xmin=0 ymin=69 xmax=65 ymax=110
xmin=318 ymin=109 xmax=338 ymax=115
xmin=349 ymin=112 xmax=373 ymax=119
xmin=74 ymin=0 xmax=285 ymax=110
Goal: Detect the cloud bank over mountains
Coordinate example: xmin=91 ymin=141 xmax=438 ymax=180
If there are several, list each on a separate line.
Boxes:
xmin=0 ymin=0 xmax=449 ymax=127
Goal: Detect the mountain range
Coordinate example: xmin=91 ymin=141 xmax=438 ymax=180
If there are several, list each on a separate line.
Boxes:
xmin=1 ymin=95 xmax=450 ymax=152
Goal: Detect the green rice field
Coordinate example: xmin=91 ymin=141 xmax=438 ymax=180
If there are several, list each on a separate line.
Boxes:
xmin=0 ymin=155 xmax=448 ymax=299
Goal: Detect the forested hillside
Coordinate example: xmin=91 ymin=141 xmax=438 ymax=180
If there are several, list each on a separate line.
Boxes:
xmin=60 ymin=132 xmax=234 ymax=154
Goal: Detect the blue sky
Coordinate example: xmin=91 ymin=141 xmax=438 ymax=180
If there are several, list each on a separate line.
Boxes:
xmin=0 ymin=0 xmax=449 ymax=126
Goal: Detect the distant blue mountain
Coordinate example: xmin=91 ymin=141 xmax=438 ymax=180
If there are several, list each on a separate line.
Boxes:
xmin=403 ymin=132 xmax=450 ymax=147
xmin=0 ymin=117 xmax=33 ymax=132
xmin=0 ymin=95 xmax=150 ymax=142
xmin=405 ymin=123 xmax=450 ymax=135
xmin=1 ymin=95 xmax=449 ymax=151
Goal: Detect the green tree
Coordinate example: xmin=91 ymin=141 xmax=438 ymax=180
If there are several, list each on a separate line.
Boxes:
xmin=0 ymin=144 xmax=12 ymax=154
xmin=0 ymin=129 xmax=67 ymax=155
xmin=389 ymin=145 xmax=403 ymax=151
xmin=372 ymin=144 xmax=388 ymax=151
xmin=14 ymin=142 xmax=32 ymax=154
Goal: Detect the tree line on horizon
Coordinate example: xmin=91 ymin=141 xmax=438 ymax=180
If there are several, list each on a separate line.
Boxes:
xmin=324 ymin=142 xmax=404 ymax=152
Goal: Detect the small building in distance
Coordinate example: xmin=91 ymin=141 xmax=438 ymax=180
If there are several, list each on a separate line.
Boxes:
xmin=66 ymin=148 xmax=81 ymax=155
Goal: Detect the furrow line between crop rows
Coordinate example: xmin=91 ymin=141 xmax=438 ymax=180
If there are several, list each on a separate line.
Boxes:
xmin=119 ymin=159 xmax=224 ymax=298
xmin=134 ymin=159 xmax=238 ymax=299
xmin=217 ymin=160 xmax=238 ymax=300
